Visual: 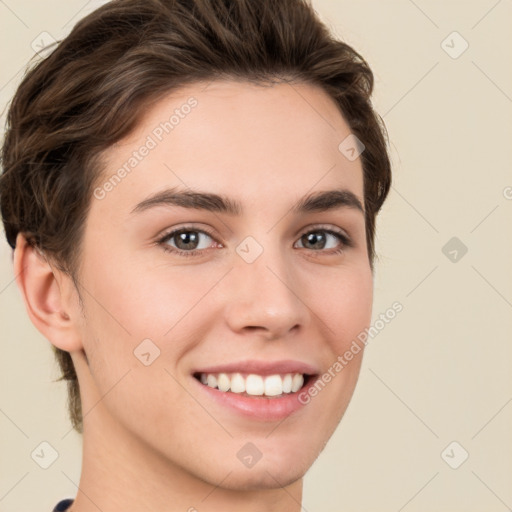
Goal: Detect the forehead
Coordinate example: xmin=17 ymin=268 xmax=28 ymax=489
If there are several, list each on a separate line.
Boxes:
xmin=93 ymin=79 xmax=364 ymax=218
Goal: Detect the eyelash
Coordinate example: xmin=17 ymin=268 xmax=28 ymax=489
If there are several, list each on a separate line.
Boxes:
xmin=157 ymin=224 xmax=353 ymax=258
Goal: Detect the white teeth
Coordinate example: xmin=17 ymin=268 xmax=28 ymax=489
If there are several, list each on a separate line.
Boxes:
xmin=245 ymin=374 xmax=264 ymax=396
xmin=206 ymin=374 xmax=217 ymax=388
xmin=264 ymin=375 xmax=283 ymax=396
xmin=198 ymin=372 xmax=306 ymax=396
xmin=217 ymin=373 xmax=231 ymax=392
xmin=291 ymin=373 xmax=304 ymax=392
xmin=282 ymin=374 xmax=293 ymax=393
xmin=230 ymin=373 xmax=246 ymax=393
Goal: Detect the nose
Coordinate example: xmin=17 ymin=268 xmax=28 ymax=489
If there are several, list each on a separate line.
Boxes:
xmin=222 ymin=246 xmax=310 ymax=340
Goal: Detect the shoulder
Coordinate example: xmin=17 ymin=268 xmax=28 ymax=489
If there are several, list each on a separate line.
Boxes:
xmin=52 ymin=498 xmax=74 ymax=511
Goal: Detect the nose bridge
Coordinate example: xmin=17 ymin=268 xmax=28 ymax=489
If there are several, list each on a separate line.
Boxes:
xmin=223 ymin=234 xmax=309 ymax=337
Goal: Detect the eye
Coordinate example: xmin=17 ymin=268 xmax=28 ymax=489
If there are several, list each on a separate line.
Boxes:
xmin=157 ymin=225 xmax=352 ymax=258
xmin=158 ymin=227 xmax=219 ymax=257
xmin=294 ymin=228 xmax=352 ymax=254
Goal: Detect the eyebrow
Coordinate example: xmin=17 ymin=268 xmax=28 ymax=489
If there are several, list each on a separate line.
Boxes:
xmin=130 ymin=187 xmax=364 ymax=216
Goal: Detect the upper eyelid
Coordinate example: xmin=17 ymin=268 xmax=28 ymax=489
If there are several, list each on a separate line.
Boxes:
xmin=158 ymin=224 xmax=217 ymax=243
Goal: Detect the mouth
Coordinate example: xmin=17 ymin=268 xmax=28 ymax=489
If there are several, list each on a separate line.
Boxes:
xmin=191 ymin=360 xmax=319 ymax=421
xmin=193 ymin=371 xmax=314 ymax=398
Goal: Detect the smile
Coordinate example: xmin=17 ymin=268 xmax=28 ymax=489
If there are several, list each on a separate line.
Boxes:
xmin=195 ymin=372 xmax=306 ymax=397
xmin=191 ymin=360 xmax=319 ymax=421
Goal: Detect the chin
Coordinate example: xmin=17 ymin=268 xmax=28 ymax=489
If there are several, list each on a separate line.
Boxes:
xmin=195 ymin=436 xmax=319 ymax=492
xmin=217 ymin=460 xmax=309 ymax=491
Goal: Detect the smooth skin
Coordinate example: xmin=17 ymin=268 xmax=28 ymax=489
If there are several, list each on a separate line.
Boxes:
xmin=14 ymin=80 xmax=373 ymax=512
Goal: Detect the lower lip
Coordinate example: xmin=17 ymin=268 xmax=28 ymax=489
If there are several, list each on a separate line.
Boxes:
xmin=193 ymin=376 xmax=318 ymax=421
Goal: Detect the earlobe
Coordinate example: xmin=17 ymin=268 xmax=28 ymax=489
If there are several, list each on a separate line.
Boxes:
xmin=13 ymin=233 xmax=83 ymax=352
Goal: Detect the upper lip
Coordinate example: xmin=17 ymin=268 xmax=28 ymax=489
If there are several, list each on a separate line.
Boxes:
xmin=193 ymin=359 xmax=319 ymax=376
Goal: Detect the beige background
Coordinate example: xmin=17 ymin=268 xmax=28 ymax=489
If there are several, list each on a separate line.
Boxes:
xmin=1 ymin=1 xmax=511 ymax=511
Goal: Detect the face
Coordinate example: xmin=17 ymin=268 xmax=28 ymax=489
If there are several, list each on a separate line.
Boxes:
xmin=72 ymin=79 xmax=372 ymax=489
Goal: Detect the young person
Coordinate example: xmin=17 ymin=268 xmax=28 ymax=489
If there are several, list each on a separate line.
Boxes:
xmin=0 ymin=0 xmax=391 ymax=510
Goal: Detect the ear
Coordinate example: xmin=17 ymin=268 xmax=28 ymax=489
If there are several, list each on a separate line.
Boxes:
xmin=13 ymin=233 xmax=83 ymax=352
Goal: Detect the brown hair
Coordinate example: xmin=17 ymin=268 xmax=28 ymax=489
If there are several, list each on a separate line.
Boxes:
xmin=0 ymin=0 xmax=391 ymax=433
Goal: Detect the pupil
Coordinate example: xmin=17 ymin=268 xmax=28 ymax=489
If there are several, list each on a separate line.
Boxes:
xmin=304 ymin=232 xmax=325 ymax=249
xmin=177 ymin=231 xmax=198 ymax=250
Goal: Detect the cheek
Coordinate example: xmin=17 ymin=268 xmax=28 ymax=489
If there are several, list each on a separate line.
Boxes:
xmin=317 ymin=263 xmax=373 ymax=350
xmin=79 ymin=249 xmax=218 ymax=343
xmin=76 ymin=262 xmax=212 ymax=434
xmin=76 ymin=256 xmax=231 ymax=412
xmin=304 ymin=264 xmax=372 ymax=421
